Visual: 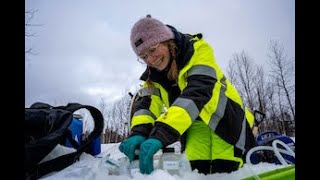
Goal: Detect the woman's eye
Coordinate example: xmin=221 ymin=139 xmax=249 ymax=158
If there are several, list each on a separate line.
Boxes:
xmin=149 ymin=48 xmax=156 ymax=53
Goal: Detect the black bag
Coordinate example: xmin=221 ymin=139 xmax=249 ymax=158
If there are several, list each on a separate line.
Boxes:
xmin=24 ymin=102 xmax=104 ymax=180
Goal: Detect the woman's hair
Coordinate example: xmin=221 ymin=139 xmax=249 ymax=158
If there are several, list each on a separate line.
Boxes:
xmin=146 ymin=39 xmax=178 ymax=88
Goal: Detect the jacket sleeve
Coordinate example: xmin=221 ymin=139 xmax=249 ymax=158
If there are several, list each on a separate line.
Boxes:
xmin=149 ymin=74 xmax=216 ymax=147
xmin=129 ymin=86 xmax=164 ymax=138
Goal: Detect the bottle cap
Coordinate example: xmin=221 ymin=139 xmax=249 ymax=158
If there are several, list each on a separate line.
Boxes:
xmin=162 ymin=147 xmax=175 ymax=153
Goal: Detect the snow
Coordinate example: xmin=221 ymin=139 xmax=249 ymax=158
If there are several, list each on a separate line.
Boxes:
xmin=39 ymin=142 xmax=293 ymax=180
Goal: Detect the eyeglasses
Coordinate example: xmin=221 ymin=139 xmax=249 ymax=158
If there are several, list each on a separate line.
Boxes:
xmin=137 ymin=43 xmax=160 ymax=64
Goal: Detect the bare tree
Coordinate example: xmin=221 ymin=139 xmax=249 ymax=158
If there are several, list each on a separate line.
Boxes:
xmin=265 ymin=82 xmax=277 ymax=121
xmin=268 ymin=40 xmax=295 ymax=121
xmin=25 ymin=9 xmax=42 ymax=57
xmin=226 ymin=42 xmax=294 ymax=135
xmin=227 ymin=51 xmax=280 ymax=133
xmin=252 ymin=66 xmax=272 ymax=133
xmin=227 ymin=51 xmax=257 ymax=111
xmin=100 ymin=86 xmax=141 ymax=143
xmin=227 ymin=62 xmax=238 ymax=87
xmin=276 ymin=78 xmax=286 ymax=134
xmin=254 ymin=66 xmax=268 ymax=114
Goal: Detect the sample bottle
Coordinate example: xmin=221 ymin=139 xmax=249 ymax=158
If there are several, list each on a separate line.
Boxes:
xmin=159 ymin=146 xmax=192 ymax=176
xmin=158 ymin=147 xmax=180 ymax=175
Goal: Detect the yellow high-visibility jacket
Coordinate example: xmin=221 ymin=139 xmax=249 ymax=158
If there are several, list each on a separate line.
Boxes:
xmin=130 ymin=26 xmax=255 ymax=161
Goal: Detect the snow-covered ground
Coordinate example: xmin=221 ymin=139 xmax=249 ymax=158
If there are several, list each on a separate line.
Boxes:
xmin=40 ymin=141 xmax=294 ymax=180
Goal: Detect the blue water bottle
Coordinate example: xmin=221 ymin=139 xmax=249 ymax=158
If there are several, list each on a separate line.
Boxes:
xmin=65 ymin=114 xmax=83 ymax=148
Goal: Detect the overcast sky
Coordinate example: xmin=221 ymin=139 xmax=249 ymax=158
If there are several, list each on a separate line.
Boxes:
xmin=25 ymin=0 xmax=295 ymax=108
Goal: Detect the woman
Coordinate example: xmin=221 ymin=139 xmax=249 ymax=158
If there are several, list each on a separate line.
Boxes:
xmin=119 ymin=14 xmax=256 ymax=175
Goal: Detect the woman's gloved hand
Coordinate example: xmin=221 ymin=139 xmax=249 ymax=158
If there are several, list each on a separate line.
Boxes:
xmin=118 ymin=135 xmax=146 ymax=162
xmin=139 ymin=138 xmax=163 ymax=174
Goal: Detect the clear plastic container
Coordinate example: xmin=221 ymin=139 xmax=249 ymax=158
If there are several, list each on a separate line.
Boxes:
xmin=102 ymin=154 xmax=129 ymax=176
xmin=158 ymin=147 xmax=180 ymax=175
xmin=158 ymin=146 xmax=192 ymax=176
xmin=128 ymin=154 xmax=140 ymax=177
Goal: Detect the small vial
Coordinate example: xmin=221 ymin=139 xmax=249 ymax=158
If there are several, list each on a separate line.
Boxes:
xmin=158 ymin=147 xmax=180 ymax=175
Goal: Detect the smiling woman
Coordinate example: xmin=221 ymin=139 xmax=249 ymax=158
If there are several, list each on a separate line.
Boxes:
xmin=118 ymin=14 xmax=257 ymax=175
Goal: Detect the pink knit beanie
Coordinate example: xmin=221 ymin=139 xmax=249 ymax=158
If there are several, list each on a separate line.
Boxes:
xmin=130 ymin=14 xmax=174 ymax=56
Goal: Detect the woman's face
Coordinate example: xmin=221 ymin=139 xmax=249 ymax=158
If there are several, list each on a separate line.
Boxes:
xmin=139 ymin=42 xmax=170 ymax=71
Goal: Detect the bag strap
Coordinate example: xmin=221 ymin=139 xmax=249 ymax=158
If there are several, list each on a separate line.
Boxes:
xmin=54 ymin=102 xmax=104 ymax=154
xmin=26 ymin=151 xmax=83 ymax=180
xmin=65 ymin=129 xmax=80 ymax=149
xmin=61 ymin=103 xmax=104 ymax=149
xmin=26 ymin=103 xmax=104 ymax=180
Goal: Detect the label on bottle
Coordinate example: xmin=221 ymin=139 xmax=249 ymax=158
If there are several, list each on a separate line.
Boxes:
xmin=130 ymin=168 xmax=140 ymax=177
xmin=163 ymin=161 xmax=179 ymax=170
